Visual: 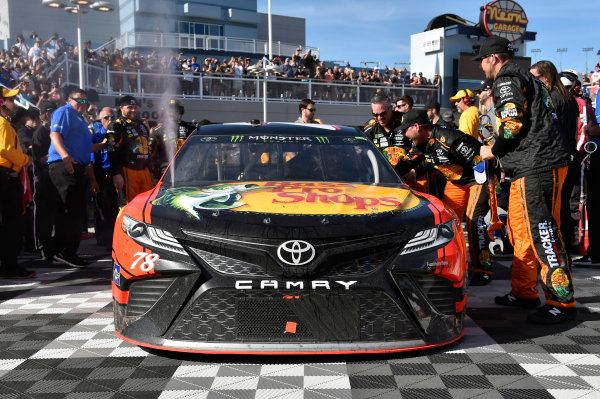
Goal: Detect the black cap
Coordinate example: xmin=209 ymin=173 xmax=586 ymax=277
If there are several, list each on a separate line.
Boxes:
xmin=398 ymin=109 xmax=431 ymax=131
xmin=424 ymin=98 xmax=440 ymax=110
xmin=472 ymin=36 xmax=515 ymax=61
xmin=40 ymin=101 xmax=57 ymax=114
xmin=473 ymin=78 xmax=493 ymax=92
xmin=441 ymin=109 xmax=454 ymax=123
xmin=118 ymin=95 xmax=137 ymax=107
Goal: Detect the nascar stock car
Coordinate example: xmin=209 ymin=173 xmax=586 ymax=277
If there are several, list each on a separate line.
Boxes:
xmin=112 ymin=122 xmax=468 ymax=354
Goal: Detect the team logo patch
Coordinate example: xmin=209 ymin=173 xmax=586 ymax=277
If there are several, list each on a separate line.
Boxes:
xmin=500 ymin=103 xmax=518 ymax=120
xmin=551 ymin=268 xmax=570 ymax=298
xmin=382 ymin=146 xmax=406 ymax=166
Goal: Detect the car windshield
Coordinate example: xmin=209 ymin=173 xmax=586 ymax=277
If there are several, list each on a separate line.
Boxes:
xmin=162 ymin=132 xmax=401 ymax=187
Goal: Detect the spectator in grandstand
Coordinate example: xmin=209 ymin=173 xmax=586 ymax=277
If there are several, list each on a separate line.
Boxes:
xmin=450 ymin=89 xmax=480 ymax=140
xmin=28 ymin=39 xmax=43 ymax=66
xmin=590 ymin=64 xmax=600 ymax=85
xmin=15 ymin=35 xmax=29 ymax=59
xmin=43 ymin=34 xmax=61 ymax=60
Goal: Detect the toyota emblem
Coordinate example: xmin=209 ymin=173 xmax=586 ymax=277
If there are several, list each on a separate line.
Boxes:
xmin=277 ymin=240 xmax=316 ymax=266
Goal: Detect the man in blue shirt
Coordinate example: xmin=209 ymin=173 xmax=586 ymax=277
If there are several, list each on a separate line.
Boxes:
xmin=48 ymin=88 xmax=99 ymax=267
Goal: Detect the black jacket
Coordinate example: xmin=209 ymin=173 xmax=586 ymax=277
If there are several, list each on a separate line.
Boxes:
xmin=401 ymin=125 xmax=482 ymax=186
xmin=491 ymin=62 xmax=571 ymax=178
xmin=363 ymin=111 xmax=411 ymax=166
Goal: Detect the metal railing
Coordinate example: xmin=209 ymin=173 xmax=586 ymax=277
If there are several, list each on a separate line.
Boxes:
xmin=46 ymin=57 xmax=439 ymax=106
xmin=94 ymin=32 xmax=319 ymax=59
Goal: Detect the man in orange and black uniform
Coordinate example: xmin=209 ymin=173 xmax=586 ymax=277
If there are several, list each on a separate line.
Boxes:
xmin=399 ymin=109 xmax=492 ymax=286
xmin=106 ymin=95 xmax=154 ymax=205
xmin=363 ymin=93 xmax=430 ymax=192
xmin=476 ymin=36 xmax=575 ymax=324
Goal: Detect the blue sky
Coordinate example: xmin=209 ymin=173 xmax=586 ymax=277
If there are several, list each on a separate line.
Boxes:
xmin=257 ymin=0 xmax=599 ymax=76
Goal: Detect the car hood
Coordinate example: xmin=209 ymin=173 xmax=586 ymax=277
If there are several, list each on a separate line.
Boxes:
xmin=146 ymin=181 xmax=439 ymax=240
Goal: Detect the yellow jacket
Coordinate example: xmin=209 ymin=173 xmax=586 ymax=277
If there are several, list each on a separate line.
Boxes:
xmin=458 ymin=106 xmax=480 ymax=140
xmin=0 ymin=116 xmax=29 ymax=172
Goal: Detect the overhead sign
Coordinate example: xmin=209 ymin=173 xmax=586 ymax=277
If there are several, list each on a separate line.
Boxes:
xmin=480 ymin=0 xmax=528 ymax=43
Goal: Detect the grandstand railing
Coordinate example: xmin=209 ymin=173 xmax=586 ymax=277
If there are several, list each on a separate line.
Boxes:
xmin=94 ymin=32 xmax=319 ymax=59
xmin=46 ymin=56 xmax=440 ymax=106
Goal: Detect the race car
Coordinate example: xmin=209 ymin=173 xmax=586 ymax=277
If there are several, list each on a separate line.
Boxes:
xmin=112 ymin=122 xmax=468 ymax=354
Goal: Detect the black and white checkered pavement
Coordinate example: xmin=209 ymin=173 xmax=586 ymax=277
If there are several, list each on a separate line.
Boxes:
xmin=1 ymin=243 xmax=600 ymax=398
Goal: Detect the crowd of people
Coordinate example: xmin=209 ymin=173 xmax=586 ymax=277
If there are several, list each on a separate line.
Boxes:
xmin=0 ymin=31 xmax=442 ymax=105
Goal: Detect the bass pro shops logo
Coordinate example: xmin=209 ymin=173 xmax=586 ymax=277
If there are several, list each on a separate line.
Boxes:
xmin=277 ymin=240 xmax=316 ymax=266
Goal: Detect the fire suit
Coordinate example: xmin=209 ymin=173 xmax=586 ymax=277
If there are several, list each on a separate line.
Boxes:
xmin=407 ymin=125 xmax=492 ymax=276
xmin=490 ymin=61 xmax=574 ymax=308
xmin=363 ymin=112 xmax=429 ymax=193
xmin=150 ymin=119 xmax=196 ymax=179
xmin=106 ymin=117 xmax=154 ymax=204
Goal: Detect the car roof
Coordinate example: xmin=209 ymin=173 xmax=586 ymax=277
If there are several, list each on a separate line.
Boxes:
xmin=193 ymin=122 xmax=361 ymax=136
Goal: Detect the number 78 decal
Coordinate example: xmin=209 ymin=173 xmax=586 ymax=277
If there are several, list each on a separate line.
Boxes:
xmin=131 ymin=252 xmax=160 ymax=272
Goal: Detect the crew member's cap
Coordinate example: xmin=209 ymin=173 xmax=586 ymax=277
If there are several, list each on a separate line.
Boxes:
xmin=118 ymin=95 xmax=137 ymax=106
xmin=472 ymin=35 xmax=514 ymax=61
xmin=1 ymin=87 xmax=19 ymax=98
xmin=441 ymin=109 xmax=454 ymax=123
xmin=560 ymin=69 xmax=580 ymax=87
xmin=449 ymin=89 xmax=474 ymax=102
xmin=424 ymin=98 xmax=440 ymax=110
xmin=40 ymin=101 xmax=57 ymax=114
xmin=473 ymin=79 xmax=493 ymax=92
xmin=398 ymin=109 xmax=431 ymax=131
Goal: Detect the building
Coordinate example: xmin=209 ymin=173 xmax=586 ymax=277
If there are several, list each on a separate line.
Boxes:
xmin=0 ymin=0 xmax=310 ymax=59
xmin=410 ymin=1 xmax=536 ymax=108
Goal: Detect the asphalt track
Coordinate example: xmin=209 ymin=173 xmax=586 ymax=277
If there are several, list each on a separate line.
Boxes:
xmin=1 ymin=236 xmax=600 ymax=398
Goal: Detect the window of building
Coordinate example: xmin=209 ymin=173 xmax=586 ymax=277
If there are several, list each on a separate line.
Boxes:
xmin=178 ymin=21 xmax=223 ymax=36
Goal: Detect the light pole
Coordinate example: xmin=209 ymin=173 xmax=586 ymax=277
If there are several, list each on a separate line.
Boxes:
xmin=557 ymin=48 xmax=568 ymax=71
xmin=531 ymin=48 xmax=541 ymax=63
xmin=248 ymin=58 xmax=281 ymax=123
xmin=583 ymin=47 xmax=594 ymax=74
xmin=42 ymin=0 xmax=115 ymax=89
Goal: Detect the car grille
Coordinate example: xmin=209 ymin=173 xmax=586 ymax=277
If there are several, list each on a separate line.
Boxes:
xmin=126 ymin=277 xmax=177 ymax=317
xmin=411 ymin=274 xmax=457 ymax=315
xmin=187 ymin=245 xmax=396 ymax=277
xmin=167 ymin=289 xmax=419 ymax=343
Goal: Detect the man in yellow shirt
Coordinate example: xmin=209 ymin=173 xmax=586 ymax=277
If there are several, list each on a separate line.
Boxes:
xmin=0 ymin=88 xmax=35 ymax=279
xmin=450 ymin=89 xmax=480 ymax=139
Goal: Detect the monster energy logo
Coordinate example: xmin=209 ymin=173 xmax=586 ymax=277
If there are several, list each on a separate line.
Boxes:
xmin=315 ymin=136 xmax=330 ymax=144
xmin=231 ymin=135 xmax=244 ymax=142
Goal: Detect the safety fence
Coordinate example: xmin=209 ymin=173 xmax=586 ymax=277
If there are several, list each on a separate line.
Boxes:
xmin=46 ymin=56 xmax=440 ymax=106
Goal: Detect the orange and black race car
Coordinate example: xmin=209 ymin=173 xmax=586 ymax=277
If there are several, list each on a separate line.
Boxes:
xmin=112 ymin=122 xmax=468 ymax=354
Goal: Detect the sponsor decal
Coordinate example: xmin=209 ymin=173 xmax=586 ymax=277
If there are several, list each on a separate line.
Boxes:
xmin=113 ymin=263 xmax=120 ymax=286
xmin=479 ymin=249 xmax=491 ymax=268
xmin=235 ymin=280 xmax=357 ymax=290
xmin=436 ymin=165 xmax=463 ymax=181
xmin=456 ymin=142 xmax=475 ymax=159
xmin=503 ymin=119 xmax=522 ymax=139
xmin=131 ymin=252 xmax=159 ymax=272
xmin=231 ymin=135 xmax=244 ymax=142
xmin=425 ymin=260 xmax=448 ymax=271
xmin=277 ymin=240 xmax=316 ymax=266
xmin=440 ymin=136 xmax=446 ymax=143
xmin=499 ymin=86 xmax=511 ymax=95
xmin=152 ymin=182 xmax=422 ymax=216
xmin=342 ymin=137 xmax=358 ymax=143
xmin=200 ymin=136 xmax=217 ymax=142
xmin=477 ymin=215 xmax=487 ymax=250
xmin=497 ymin=81 xmax=511 ymax=87
xmin=315 ymin=136 xmax=330 ymax=144
xmin=551 ymin=268 xmax=570 ymax=297
xmin=382 ymin=146 xmax=406 ymax=166
xmin=500 ymin=103 xmax=519 ymax=120
xmin=538 ymin=221 xmax=560 ymax=268
xmin=247 ymin=135 xmax=313 ymax=142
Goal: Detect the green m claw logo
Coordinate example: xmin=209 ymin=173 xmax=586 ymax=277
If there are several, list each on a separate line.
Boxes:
xmin=231 ymin=135 xmax=244 ymax=142
xmin=315 ymin=136 xmax=330 ymax=144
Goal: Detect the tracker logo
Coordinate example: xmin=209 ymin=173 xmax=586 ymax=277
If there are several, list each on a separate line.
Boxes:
xmin=539 ymin=221 xmax=560 ymax=268
xmin=277 ymin=240 xmax=316 ymax=266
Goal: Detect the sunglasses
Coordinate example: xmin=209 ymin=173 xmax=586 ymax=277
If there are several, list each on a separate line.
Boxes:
xmin=372 ymin=107 xmax=390 ymax=117
xmin=397 ymin=103 xmax=408 ymax=108
xmin=70 ymin=97 xmax=88 ymax=104
xmin=305 ymin=107 xmax=316 ymax=112
xmin=102 ymin=114 xmax=116 ymax=120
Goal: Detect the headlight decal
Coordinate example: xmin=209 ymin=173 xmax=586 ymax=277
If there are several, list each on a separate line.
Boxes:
xmin=121 ymin=215 xmax=186 ymax=255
